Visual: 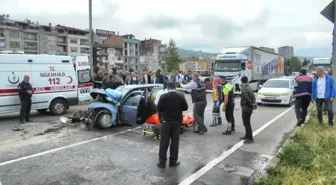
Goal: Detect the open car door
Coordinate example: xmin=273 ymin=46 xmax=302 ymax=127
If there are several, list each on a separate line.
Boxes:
xmin=119 ymin=90 xmax=145 ymax=126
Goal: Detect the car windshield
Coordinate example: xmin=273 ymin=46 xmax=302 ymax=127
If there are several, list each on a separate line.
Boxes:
xmin=214 ymin=60 xmax=241 ymax=72
xmin=263 ymin=80 xmax=289 ymax=88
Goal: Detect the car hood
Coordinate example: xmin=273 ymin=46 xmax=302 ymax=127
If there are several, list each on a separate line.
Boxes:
xmin=259 ymin=88 xmax=291 ymax=94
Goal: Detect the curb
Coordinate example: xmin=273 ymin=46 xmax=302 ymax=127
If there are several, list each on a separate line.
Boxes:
xmin=253 ymin=105 xmax=315 ymax=181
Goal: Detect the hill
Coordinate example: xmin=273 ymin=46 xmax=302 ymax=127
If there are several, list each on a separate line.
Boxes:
xmin=178 ymin=48 xmax=216 ymax=60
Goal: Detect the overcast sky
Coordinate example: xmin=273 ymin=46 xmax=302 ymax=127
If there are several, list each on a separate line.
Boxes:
xmin=0 ymin=0 xmax=334 ymax=57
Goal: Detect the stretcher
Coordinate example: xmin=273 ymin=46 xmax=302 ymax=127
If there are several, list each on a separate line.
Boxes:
xmin=141 ymin=113 xmax=195 ymax=139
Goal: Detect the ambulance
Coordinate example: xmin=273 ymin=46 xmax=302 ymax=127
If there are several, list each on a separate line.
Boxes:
xmin=0 ymin=52 xmax=93 ymax=115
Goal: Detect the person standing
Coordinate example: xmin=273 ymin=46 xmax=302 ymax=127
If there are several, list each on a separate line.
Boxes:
xmin=180 ymin=72 xmax=208 ymax=135
xmin=18 ymin=75 xmax=34 ymax=124
xmin=240 ymin=76 xmax=256 ymax=143
xmin=220 ymin=76 xmax=236 ymax=135
xmin=312 ymin=66 xmax=335 ymax=127
xmin=210 ymin=78 xmax=222 ymax=127
xmin=232 ymin=73 xmax=242 ymax=92
xmin=156 ymin=82 xmax=188 ymax=168
xmin=294 ymin=69 xmax=312 ymax=126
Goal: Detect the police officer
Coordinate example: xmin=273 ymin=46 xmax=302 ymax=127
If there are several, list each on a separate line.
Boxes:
xmin=220 ymin=76 xmax=236 ymax=135
xmin=156 ymin=82 xmax=188 ymax=168
xmin=180 ymin=72 xmax=207 ymax=135
xmin=18 ymin=75 xmax=34 ymax=124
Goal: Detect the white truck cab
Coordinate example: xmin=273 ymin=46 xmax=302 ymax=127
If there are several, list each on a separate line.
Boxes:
xmin=0 ymin=53 xmax=93 ymax=115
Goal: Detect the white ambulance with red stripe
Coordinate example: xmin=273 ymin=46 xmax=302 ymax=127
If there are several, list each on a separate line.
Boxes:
xmin=0 ymin=53 xmax=93 ymax=115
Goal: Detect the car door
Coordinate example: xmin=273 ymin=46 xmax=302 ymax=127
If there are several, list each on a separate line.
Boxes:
xmin=146 ymin=87 xmax=163 ymax=118
xmin=119 ymin=90 xmax=144 ymax=126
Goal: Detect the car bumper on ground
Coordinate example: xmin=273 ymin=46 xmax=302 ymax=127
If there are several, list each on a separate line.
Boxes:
xmin=256 ymin=95 xmax=292 ymax=105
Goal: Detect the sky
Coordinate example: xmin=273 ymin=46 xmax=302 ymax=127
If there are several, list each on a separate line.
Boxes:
xmin=0 ymin=0 xmax=334 ymax=57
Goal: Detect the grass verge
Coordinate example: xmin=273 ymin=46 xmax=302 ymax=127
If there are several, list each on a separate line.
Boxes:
xmin=253 ymin=110 xmax=336 ymax=185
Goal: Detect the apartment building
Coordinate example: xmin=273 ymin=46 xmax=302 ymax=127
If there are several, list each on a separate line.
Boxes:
xmin=0 ymin=17 xmax=40 ymax=54
xmin=278 ymin=46 xmax=294 ymax=59
xmin=123 ymin=34 xmax=140 ymax=71
xmin=139 ymin=38 xmax=167 ymax=71
xmin=96 ymin=35 xmax=124 ymax=70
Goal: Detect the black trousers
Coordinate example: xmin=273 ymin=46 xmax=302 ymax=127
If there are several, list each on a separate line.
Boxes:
xmin=294 ymin=95 xmax=311 ymax=122
xmin=235 ymin=84 xmax=240 ymax=92
xmin=193 ymin=101 xmax=207 ymax=132
xmin=242 ymin=106 xmax=253 ymax=140
xmin=225 ymin=103 xmax=235 ymax=130
xmin=159 ymin=120 xmax=181 ymax=164
xmin=20 ymin=97 xmax=31 ymax=121
xmin=315 ymin=99 xmax=334 ymax=125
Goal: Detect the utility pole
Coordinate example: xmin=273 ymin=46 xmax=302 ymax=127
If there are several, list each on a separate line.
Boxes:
xmin=321 ymin=0 xmax=336 ymax=112
xmin=89 ymin=0 xmax=94 ymax=70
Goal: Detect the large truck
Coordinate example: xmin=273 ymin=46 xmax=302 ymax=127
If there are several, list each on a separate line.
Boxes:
xmin=214 ymin=46 xmax=285 ymax=91
xmin=311 ymin=57 xmax=331 ymax=71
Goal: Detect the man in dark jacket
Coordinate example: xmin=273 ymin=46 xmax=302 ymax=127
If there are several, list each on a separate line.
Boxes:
xmin=157 ymin=82 xmax=188 ymax=168
xmin=180 ymin=72 xmax=207 ymax=135
xmin=240 ymin=76 xmax=256 ymax=143
xmin=294 ymin=69 xmax=313 ymax=126
xmin=18 ymin=75 xmax=34 ymax=124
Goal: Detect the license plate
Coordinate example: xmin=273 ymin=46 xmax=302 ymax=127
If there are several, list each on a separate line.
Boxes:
xmin=265 ymin=96 xmax=276 ymax=100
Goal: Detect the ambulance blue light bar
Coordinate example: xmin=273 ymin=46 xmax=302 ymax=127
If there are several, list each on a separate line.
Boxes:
xmin=28 ymin=59 xmax=33 ymax=62
xmin=62 ymin=60 xmax=70 ymax=63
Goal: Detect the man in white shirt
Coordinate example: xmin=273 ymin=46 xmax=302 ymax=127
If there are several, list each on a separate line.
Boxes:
xmin=312 ymin=66 xmax=335 ymax=127
xmin=232 ymin=73 xmax=242 ymax=92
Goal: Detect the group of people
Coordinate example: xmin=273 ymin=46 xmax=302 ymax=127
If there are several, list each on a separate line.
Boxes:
xmin=154 ymin=72 xmax=257 ymax=168
xmin=93 ymin=66 xmax=193 ymax=90
xmin=294 ymin=67 xmax=335 ymax=127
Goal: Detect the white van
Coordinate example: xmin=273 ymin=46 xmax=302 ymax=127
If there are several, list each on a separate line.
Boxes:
xmin=0 ymin=54 xmax=93 ymax=115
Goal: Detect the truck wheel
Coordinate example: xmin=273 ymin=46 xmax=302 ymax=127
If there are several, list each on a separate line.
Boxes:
xmin=50 ymin=99 xmax=67 ymax=116
xmin=96 ymin=110 xmax=113 ymax=129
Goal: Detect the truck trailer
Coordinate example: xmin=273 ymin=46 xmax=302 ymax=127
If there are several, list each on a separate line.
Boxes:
xmin=213 ymin=46 xmax=285 ymax=91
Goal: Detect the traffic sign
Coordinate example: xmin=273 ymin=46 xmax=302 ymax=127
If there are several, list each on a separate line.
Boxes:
xmin=321 ymin=0 xmax=335 ymax=23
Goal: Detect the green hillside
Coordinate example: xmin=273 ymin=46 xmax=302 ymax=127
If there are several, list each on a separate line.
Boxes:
xmin=178 ymin=48 xmax=216 ymax=60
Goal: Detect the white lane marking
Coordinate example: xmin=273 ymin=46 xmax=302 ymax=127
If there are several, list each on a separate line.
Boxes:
xmin=0 ymin=126 xmax=141 ymax=167
xmin=178 ymin=106 xmax=294 ymax=185
xmin=0 ymin=107 xmax=212 ymax=167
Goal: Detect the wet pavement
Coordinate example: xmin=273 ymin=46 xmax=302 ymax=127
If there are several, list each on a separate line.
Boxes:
xmin=0 ymin=94 xmax=296 ymax=185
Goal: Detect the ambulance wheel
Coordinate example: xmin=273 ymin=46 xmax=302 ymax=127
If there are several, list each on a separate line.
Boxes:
xmin=50 ymin=99 xmax=67 ymax=116
xmin=96 ymin=110 xmax=113 ymax=129
xmin=37 ymin=109 xmax=47 ymax=114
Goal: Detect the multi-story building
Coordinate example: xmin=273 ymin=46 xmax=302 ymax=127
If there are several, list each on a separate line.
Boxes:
xmin=95 ymin=35 xmax=124 ymax=70
xmin=0 ymin=17 xmax=40 ymax=54
xmin=180 ymin=56 xmax=207 ymax=72
xmin=54 ymin=25 xmax=90 ymax=57
xmin=123 ymin=34 xmax=140 ymax=71
xmin=259 ymin=47 xmax=275 ymax=53
xmin=139 ymin=38 xmax=167 ymax=71
xmin=278 ymin=46 xmax=294 ymax=59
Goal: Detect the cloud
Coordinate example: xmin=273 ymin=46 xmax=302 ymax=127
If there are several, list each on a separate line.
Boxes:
xmin=0 ymin=0 xmax=334 ymax=57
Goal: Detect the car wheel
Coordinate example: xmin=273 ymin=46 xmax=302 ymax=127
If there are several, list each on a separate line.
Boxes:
xmin=50 ymin=99 xmax=67 ymax=116
xmin=96 ymin=110 xmax=113 ymax=129
xmin=37 ymin=109 xmax=48 ymax=113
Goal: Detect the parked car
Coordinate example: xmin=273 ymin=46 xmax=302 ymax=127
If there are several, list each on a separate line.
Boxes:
xmin=88 ymin=84 xmax=163 ymax=129
xmin=256 ymin=78 xmax=295 ymax=106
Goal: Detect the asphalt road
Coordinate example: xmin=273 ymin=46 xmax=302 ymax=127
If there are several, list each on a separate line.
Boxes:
xmin=0 ymin=93 xmax=297 ymax=185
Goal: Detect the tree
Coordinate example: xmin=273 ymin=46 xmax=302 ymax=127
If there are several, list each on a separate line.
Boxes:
xmin=302 ymin=58 xmax=309 ymax=67
xmin=164 ymin=39 xmax=183 ymax=71
xmin=287 ymin=56 xmax=302 ymax=73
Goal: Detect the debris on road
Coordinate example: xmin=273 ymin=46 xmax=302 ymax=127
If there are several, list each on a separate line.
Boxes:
xmin=34 ymin=125 xmax=65 ymax=136
xmin=12 ymin=125 xmax=24 ymax=131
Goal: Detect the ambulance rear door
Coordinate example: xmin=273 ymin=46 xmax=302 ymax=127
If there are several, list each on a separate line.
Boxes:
xmin=74 ymin=56 xmax=93 ymax=102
